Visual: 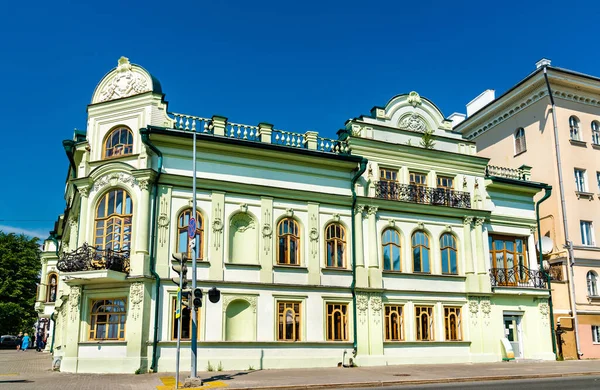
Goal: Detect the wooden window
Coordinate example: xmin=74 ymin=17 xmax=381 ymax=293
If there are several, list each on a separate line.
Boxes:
xmin=415 ymin=306 xmax=433 ymax=341
xmin=410 ymin=172 xmax=427 ymax=187
xmin=277 ymin=218 xmax=300 ymax=265
xmin=326 ymin=303 xmax=348 ymax=341
xmin=444 ymin=307 xmax=462 ymax=341
xmin=380 ymin=168 xmax=398 ymax=182
xmin=382 ymin=228 xmax=401 ymax=271
xmin=412 ymin=231 xmax=430 ymax=273
xmin=171 ymin=297 xmax=199 ymax=340
xmin=410 ymin=172 xmax=427 ymax=203
xmin=514 ymin=128 xmax=527 ymax=154
xmin=436 ymin=176 xmax=454 ymax=189
xmin=46 ymin=273 xmax=58 ymax=303
xmin=384 ymin=305 xmax=404 ymax=341
xmin=325 ymin=223 xmax=346 ymax=268
xmin=277 ymin=301 xmax=301 ymax=341
xmin=89 ymin=298 xmax=127 ymax=341
xmin=379 ymin=168 xmax=398 ymax=199
xmin=488 ymin=235 xmax=528 ymax=285
xmin=177 ymin=209 xmax=204 ymax=260
xmin=569 ymin=116 xmax=580 ymax=141
xmin=103 ymin=127 xmax=134 ymax=159
xmin=440 ymin=233 xmax=458 ymax=275
xmin=94 ymin=189 xmax=133 ymax=251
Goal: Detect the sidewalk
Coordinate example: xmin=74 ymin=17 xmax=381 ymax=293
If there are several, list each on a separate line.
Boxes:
xmin=2 ymin=350 xmax=600 ymax=390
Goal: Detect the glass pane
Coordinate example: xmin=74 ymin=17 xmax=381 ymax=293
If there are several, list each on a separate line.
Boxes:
xmin=392 ymin=247 xmax=400 ymax=271
xmin=450 ymin=251 xmax=457 ymax=274
xmin=442 ymin=251 xmax=449 ymax=273
xmin=422 ymin=249 xmax=430 ymax=273
xmin=383 ymin=246 xmax=391 ymax=270
xmin=413 ymin=248 xmax=421 ymax=272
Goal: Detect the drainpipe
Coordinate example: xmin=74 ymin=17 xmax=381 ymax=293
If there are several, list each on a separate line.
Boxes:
xmin=543 ymin=67 xmax=582 ymax=358
xmin=350 ymin=158 xmax=368 ymax=355
xmin=140 ymin=128 xmax=163 ymax=372
xmin=49 ymin=312 xmax=57 ymax=353
xmin=535 ymin=185 xmax=556 ymax=357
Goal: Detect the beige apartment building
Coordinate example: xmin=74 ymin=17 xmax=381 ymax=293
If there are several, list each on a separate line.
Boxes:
xmin=454 ymin=59 xmax=600 ymax=359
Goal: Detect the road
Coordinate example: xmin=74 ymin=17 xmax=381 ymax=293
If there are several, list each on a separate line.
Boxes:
xmin=347 ymin=375 xmax=600 ymax=390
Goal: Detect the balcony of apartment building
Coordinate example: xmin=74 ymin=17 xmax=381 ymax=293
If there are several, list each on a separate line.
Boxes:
xmin=56 ymin=243 xmax=130 ymax=285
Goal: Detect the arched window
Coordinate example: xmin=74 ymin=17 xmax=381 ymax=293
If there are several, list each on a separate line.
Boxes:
xmin=89 ymin=298 xmax=126 ymax=340
xmin=440 ymin=233 xmax=458 ymax=275
xmin=382 ymin=228 xmax=401 ymax=271
xmin=592 ymin=121 xmax=600 ymax=145
xmin=587 ymin=271 xmax=598 ymax=297
xmin=177 ymin=209 xmax=204 ymax=260
xmin=412 ymin=231 xmax=430 ymax=273
xmin=103 ymin=127 xmax=134 ymax=159
xmin=325 ymin=223 xmax=346 ymax=268
xmin=277 ymin=218 xmax=300 ymax=266
xmin=514 ymin=128 xmax=526 ymax=154
xmin=569 ymin=116 xmax=580 ymax=141
xmin=46 ymin=273 xmax=58 ymax=303
xmin=94 ymin=189 xmax=133 ymax=251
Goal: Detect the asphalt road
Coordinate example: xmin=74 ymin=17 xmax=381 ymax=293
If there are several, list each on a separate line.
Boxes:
xmin=346 ymin=375 xmax=600 ymax=390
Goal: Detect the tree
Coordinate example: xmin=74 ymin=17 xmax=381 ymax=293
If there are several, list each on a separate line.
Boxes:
xmin=0 ymin=232 xmax=41 ymax=335
xmin=420 ymin=129 xmax=436 ymax=149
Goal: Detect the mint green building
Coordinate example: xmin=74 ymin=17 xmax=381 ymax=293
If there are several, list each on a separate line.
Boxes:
xmin=35 ymin=58 xmax=554 ymax=373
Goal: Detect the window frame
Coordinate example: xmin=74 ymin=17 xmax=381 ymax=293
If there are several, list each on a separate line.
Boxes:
xmin=514 ymin=127 xmax=527 ymax=155
xmin=171 ymin=296 xmax=200 ymax=341
xmin=277 ymin=218 xmax=301 ymax=266
xmin=88 ymin=298 xmax=127 ymax=341
xmin=415 ymin=305 xmax=434 ymax=341
xmin=176 ymin=209 xmax=204 ymax=260
xmin=574 ymin=168 xmax=587 ymax=192
xmin=592 ymin=121 xmax=600 ymax=145
xmin=325 ymin=223 xmax=346 ymax=268
xmin=581 ymin=221 xmax=595 ymax=246
xmin=597 ymin=172 xmax=600 ymax=193
xmin=384 ymin=304 xmax=404 ymax=341
xmin=276 ymin=301 xmax=302 ymax=342
xmin=382 ymin=228 xmax=402 ymax=272
xmin=94 ymin=189 xmax=133 ymax=252
xmin=592 ymin=325 xmax=600 ymax=343
xmin=325 ymin=302 xmax=349 ymax=341
xmin=103 ymin=127 xmax=134 ymax=159
xmin=436 ymin=176 xmax=454 ymax=190
xmin=587 ymin=271 xmax=599 ymax=297
xmin=569 ymin=116 xmax=581 ymax=141
xmin=489 ymin=235 xmax=529 ymax=285
xmin=412 ymin=231 xmax=431 ymax=273
xmin=440 ymin=233 xmax=458 ymax=275
xmin=444 ymin=307 xmax=462 ymax=341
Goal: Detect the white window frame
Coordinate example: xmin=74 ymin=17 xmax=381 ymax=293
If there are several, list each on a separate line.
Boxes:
xmin=587 ymin=271 xmax=599 ymax=297
xmin=592 ymin=121 xmax=600 ymax=145
xmin=570 ymin=116 xmax=581 ymax=141
xmin=597 ymin=172 xmax=600 ymax=193
xmin=592 ymin=325 xmax=600 ymax=343
xmin=574 ymin=169 xmax=587 ymax=192
xmin=581 ymin=221 xmax=595 ymax=246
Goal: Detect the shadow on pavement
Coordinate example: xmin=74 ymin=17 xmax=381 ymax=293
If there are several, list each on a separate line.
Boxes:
xmin=203 ymin=369 xmax=261 ymax=383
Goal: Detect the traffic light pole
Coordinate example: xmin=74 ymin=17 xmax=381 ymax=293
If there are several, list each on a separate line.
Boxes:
xmin=175 ymin=278 xmax=183 ymax=389
xmin=191 ymin=129 xmax=198 ymax=379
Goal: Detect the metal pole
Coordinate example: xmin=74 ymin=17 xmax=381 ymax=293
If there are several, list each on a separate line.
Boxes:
xmin=191 ymin=130 xmax=198 ymax=378
xmin=175 ymin=285 xmax=182 ymax=388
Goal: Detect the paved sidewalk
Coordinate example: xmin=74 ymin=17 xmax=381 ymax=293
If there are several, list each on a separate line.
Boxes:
xmin=2 ymin=349 xmax=600 ymax=390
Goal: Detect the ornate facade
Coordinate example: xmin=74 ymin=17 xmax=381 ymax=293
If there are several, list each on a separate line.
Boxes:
xmin=35 ymin=57 xmax=554 ymax=374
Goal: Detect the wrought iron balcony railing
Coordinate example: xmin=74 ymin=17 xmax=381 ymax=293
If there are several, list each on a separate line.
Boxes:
xmin=375 ymin=181 xmax=471 ymax=209
xmin=57 ymin=243 xmax=130 ymax=274
xmin=489 ymin=266 xmax=547 ymax=289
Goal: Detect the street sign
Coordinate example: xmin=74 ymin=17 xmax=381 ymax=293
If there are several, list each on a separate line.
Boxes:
xmin=176 ymin=289 xmax=181 ymax=319
xmin=188 ymin=218 xmax=196 ymax=238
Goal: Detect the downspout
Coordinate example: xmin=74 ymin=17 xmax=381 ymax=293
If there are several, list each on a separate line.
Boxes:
xmin=140 ymin=128 xmax=163 ymax=372
xmin=543 ymin=67 xmax=582 ymax=358
xmin=535 ymin=185 xmax=556 ymax=357
xmin=351 ymin=158 xmax=368 ymax=355
xmin=49 ymin=312 xmax=57 ymax=353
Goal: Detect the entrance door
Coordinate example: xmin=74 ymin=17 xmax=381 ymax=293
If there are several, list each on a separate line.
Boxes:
xmin=503 ymin=315 xmax=523 ymax=358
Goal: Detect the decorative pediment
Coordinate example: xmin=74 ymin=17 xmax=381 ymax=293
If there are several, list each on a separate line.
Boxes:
xmin=398 ymin=113 xmax=428 ymax=133
xmin=91 ymin=57 xmax=161 ymax=104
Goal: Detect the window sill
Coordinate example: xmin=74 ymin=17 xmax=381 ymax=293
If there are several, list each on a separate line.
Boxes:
xmin=273 ymin=265 xmax=309 ymax=273
xmin=79 ymin=341 xmax=127 ymax=346
xmin=321 ymin=267 xmax=352 ymax=274
xmin=592 ymin=143 xmax=600 ymax=150
xmin=587 ymin=295 xmax=600 ymax=301
xmin=514 ymin=150 xmax=527 ymax=157
xmin=224 ymin=262 xmax=261 ymax=269
xmin=572 ymin=245 xmax=600 ymax=251
xmin=383 ymin=271 xmax=466 ymax=280
xmin=576 ymin=191 xmax=595 ymax=200
xmin=90 ymin=153 xmax=141 ymax=165
xmin=569 ymin=139 xmax=587 ymax=147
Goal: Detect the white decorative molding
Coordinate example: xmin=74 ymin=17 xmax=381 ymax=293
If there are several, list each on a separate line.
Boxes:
xmin=98 ymin=57 xmax=151 ymax=102
xmin=69 ymin=286 xmax=81 ymax=322
xmin=538 ymin=300 xmax=550 ymax=326
xmin=222 ymin=295 xmax=257 ymax=313
xmin=212 ymin=203 xmax=223 ymax=250
xmin=92 ymin=172 xmax=138 ymax=192
xmin=138 ymin=179 xmax=150 ymax=191
xmin=130 ymin=282 xmax=144 ymax=320
xmin=262 ymin=209 xmax=272 ymax=255
xmin=407 ymin=91 xmax=422 ymax=108
xmin=398 ymin=113 xmax=428 ymax=133
xmin=356 ymin=293 xmax=369 ymax=324
xmin=417 ymin=221 xmax=425 ymax=230
xmin=463 ymin=216 xmax=474 ymax=226
xmin=367 ymin=206 xmax=378 ymax=216
xmin=78 ymin=186 xmax=90 ymax=198
xmin=355 ymin=205 xmax=365 ymax=215
xmin=286 ymin=208 xmax=294 ymax=217
xmin=239 ymin=203 xmax=248 ymax=213
xmin=480 ymin=299 xmax=491 ymax=325
xmin=468 ymin=299 xmax=479 ymax=325
xmin=388 ymin=220 xmax=395 ymax=228
xmin=369 ymin=295 xmax=383 ymax=324
xmin=231 ymin=213 xmax=256 ymax=233
xmin=475 ymin=217 xmax=485 ymax=227
xmin=310 ymin=214 xmax=319 ymax=258
xmin=332 ymin=213 xmax=340 ymax=223
xmin=158 ymin=197 xmax=169 ymax=247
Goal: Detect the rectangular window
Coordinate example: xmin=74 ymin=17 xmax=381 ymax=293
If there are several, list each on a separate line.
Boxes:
xmin=379 ymin=168 xmax=398 ymax=200
xmin=410 ymin=172 xmax=427 ymax=186
xmin=597 ymin=172 xmax=600 ymax=193
xmin=89 ymin=298 xmax=127 ymax=341
xmin=575 ymin=169 xmax=587 ymax=192
xmin=593 ymin=325 xmax=600 ymax=343
xmin=410 ymin=172 xmax=428 ymax=204
xmin=415 ymin=306 xmax=434 ymax=341
xmin=488 ymin=235 xmax=529 ymax=285
xmin=380 ymin=168 xmax=398 ymax=182
xmin=277 ymin=301 xmax=301 ymax=341
xmin=581 ymin=221 xmax=595 ymax=246
xmin=384 ymin=305 xmax=404 ymax=341
xmin=444 ymin=307 xmax=462 ymax=341
xmin=171 ymin=297 xmax=199 ymax=340
xmin=437 ymin=176 xmax=454 ymax=189
xmin=326 ymin=303 xmax=348 ymax=341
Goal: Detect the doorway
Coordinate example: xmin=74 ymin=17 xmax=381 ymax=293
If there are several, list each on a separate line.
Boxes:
xmin=503 ymin=314 xmax=523 ymax=358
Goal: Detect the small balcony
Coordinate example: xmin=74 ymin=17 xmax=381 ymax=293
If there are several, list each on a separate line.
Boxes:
xmin=485 ymin=165 xmax=531 ymax=181
xmin=57 ymin=243 xmax=130 ymax=275
xmin=375 ymin=181 xmax=471 ymax=209
xmin=489 ymin=266 xmax=547 ymax=289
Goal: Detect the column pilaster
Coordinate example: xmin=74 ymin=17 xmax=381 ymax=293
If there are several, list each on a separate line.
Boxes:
xmin=474 ymin=217 xmax=490 ymax=293
xmin=354 ymin=205 xmax=368 ymax=288
xmin=60 ymin=286 xmax=81 ymax=372
xmin=77 ymin=186 xmax=90 ymax=247
xmin=367 ymin=206 xmax=382 ymax=288
xmin=463 ymin=216 xmax=477 ymax=292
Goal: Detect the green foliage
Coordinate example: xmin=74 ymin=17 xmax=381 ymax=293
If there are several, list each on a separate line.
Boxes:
xmin=420 ymin=129 xmax=436 ymax=149
xmin=217 ymin=361 xmax=223 ymax=371
xmin=0 ymin=232 xmax=41 ymax=335
xmin=248 ymin=365 xmax=255 ymax=371
xmin=207 ymin=361 xmax=214 ymax=371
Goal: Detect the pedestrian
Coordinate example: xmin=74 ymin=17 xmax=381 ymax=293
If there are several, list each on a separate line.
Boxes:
xmin=16 ymin=332 xmax=23 ymax=351
xmin=21 ymin=333 xmax=30 ymax=352
xmin=36 ymin=332 xmax=45 ymax=352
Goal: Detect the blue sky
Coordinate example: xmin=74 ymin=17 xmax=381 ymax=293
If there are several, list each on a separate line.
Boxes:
xmin=1 ymin=0 xmax=598 ymax=240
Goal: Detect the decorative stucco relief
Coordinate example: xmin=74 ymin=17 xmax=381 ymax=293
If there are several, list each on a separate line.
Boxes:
xmin=407 ymin=91 xmax=422 ymax=108
xmin=480 ymin=298 xmax=491 ymax=325
xmin=212 ymin=203 xmax=223 ymax=250
xmin=130 ymin=282 xmax=144 ymax=320
xmin=92 ymin=172 xmax=138 ymax=192
xmin=158 ymin=197 xmax=169 ymax=247
xmin=98 ymin=57 xmax=151 ymax=102
xmin=468 ymin=299 xmax=479 ymax=325
xmin=356 ymin=293 xmax=369 ymax=324
xmin=538 ymin=300 xmax=549 ymax=326
xmin=370 ymin=295 xmax=383 ymax=324
xmin=222 ymin=295 xmax=257 ymax=313
xmin=310 ymin=214 xmax=319 ymax=258
xmin=69 ymin=286 xmax=81 ymax=322
xmin=262 ymin=209 xmax=272 ymax=255
xmin=398 ymin=113 xmax=428 ymax=133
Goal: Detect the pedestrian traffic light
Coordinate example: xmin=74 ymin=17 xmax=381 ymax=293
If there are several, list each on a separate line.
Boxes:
xmin=208 ymin=287 xmax=221 ymax=303
xmin=193 ymin=288 xmax=203 ymax=309
xmin=181 ymin=289 xmax=191 ymax=309
xmin=171 ymin=253 xmax=189 ymax=289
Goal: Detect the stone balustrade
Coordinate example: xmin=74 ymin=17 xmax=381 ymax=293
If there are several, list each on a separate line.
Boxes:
xmin=485 ymin=164 xmax=532 ymax=181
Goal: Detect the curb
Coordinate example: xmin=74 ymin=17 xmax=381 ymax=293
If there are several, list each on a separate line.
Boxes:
xmin=223 ymin=371 xmax=600 ymax=390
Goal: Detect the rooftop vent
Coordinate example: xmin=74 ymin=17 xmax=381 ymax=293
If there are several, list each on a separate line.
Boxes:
xmin=536 ymin=58 xmax=552 ymax=69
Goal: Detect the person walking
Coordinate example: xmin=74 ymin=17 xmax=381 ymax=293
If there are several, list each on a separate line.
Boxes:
xmin=21 ymin=333 xmax=30 ymax=352
xmin=16 ymin=332 xmax=23 ymax=351
xmin=36 ymin=332 xmax=45 ymax=352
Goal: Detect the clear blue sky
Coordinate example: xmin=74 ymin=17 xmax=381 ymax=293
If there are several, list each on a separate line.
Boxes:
xmin=1 ymin=0 xmax=598 ymax=240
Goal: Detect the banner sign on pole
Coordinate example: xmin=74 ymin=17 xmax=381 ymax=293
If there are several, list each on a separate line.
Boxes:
xmin=188 ymin=218 xmax=196 ymax=239
xmin=176 ymin=288 xmax=181 ymax=319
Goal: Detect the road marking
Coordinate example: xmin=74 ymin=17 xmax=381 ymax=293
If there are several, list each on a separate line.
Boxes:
xmin=158 ymin=377 xmax=228 ymax=390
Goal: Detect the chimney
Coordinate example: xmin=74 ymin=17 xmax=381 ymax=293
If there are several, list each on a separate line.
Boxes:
xmin=536 ymin=58 xmax=552 ymax=69
xmin=466 ymin=89 xmax=495 ymax=117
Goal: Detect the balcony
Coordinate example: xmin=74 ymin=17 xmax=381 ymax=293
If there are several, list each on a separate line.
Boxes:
xmin=489 ymin=266 xmax=547 ymax=289
xmin=485 ymin=165 xmax=531 ymax=181
xmin=375 ymin=181 xmax=471 ymax=209
xmin=57 ymin=243 xmax=130 ymax=275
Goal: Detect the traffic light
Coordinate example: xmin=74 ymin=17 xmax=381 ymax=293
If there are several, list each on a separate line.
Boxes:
xmin=208 ymin=287 xmax=221 ymax=303
xmin=193 ymin=288 xmax=203 ymax=309
xmin=171 ymin=253 xmax=189 ymax=289
xmin=181 ymin=289 xmax=191 ymax=309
